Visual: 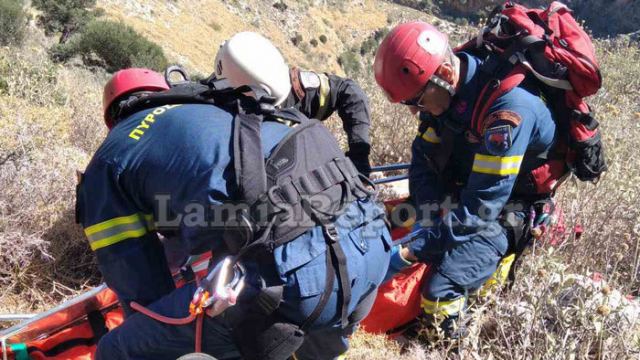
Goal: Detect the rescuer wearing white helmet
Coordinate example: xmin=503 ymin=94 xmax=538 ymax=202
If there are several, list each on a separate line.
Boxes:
xmin=215 ymin=31 xmax=373 ymax=177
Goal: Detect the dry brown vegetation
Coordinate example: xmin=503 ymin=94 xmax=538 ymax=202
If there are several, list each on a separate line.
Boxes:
xmin=1 ymin=1 xmax=639 ymax=359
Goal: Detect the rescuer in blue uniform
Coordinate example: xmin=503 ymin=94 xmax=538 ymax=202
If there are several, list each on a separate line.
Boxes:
xmin=374 ymin=22 xmax=557 ymax=336
xmin=76 ymin=66 xmax=390 ymax=359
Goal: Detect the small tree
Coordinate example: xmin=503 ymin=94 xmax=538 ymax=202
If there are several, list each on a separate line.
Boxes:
xmin=337 ymin=48 xmax=361 ymax=76
xmin=32 ymin=0 xmax=102 ymax=43
xmin=0 ymin=0 xmax=26 ymax=46
xmin=51 ymin=20 xmax=168 ymax=73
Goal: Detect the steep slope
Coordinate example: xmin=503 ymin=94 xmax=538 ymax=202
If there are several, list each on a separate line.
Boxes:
xmin=96 ymin=0 xmax=434 ymax=75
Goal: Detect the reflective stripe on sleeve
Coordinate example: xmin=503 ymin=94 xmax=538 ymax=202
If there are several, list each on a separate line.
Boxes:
xmin=84 ymin=213 xmax=151 ymax=251
xmin=421 ymin=296 xmax=465 ymax=317
xmin=316 ymin=73 xmax=331 ymax=120
xmin=419 ymin=127 xmax=441 ymax=144
xmin=471 ymin=154 xmax=523 ymax=176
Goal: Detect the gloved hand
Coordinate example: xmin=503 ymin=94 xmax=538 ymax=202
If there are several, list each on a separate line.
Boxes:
xmin=383 ymin=244 xmax=414 ymax=282
xmin=345 ymin=143 xmax=371 ymax=177
xmin=407 ymin=223 xmax=445 ymax=263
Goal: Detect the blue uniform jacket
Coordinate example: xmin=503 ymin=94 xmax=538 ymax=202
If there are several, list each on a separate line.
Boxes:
xmin=76 ymin=103 xmax=389 ymax=313
xmin=409 ymin=52 xmax=557 ymax=259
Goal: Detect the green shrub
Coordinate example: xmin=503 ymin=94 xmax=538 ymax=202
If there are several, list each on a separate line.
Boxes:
xmin=319 ymin=34 xmax=328 ymax=44
xmin=337 ymin=48 xmax=361 ymax=76
xmin=32 ymin=0 xmax=101 ymax=43
xmin=0 ymin=0 xmax=26 ymax=46
xmin=291 ymin=32 xmax=303 ymax=47
xmin=0 ymin=77 xmax=8 ymax=94
xmin=310 ymin=38 xmax=319 ymax=47
xmin=360 ymin=28 xmax=389 ymax=56
xmin=299 ymin=42 xmax=310 ymax=54
xmin=209 ymin=21 xmax=222 ymax=32
xmin=52 ymin=20 xmax=168 ymax=72
xmin=273 ymin=1 xmax=287 ymax=11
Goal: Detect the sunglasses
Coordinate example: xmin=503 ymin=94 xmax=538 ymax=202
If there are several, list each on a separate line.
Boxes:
xmin=400 ymin=83 xmax=429 ymax=108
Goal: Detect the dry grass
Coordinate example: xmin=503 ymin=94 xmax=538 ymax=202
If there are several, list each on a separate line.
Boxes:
xmin=0 ymin=26 xmax=107 ymax=315
xmin=1 ymin=1 xmax=639 ymax=359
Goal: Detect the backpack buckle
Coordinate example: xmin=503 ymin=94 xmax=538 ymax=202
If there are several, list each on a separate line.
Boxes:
xmin=323 ymin=223 xmax=339 ymax=244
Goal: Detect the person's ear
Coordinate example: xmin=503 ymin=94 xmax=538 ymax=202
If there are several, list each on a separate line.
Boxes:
xmin=436 ymin=62 xmax=455 ymax=84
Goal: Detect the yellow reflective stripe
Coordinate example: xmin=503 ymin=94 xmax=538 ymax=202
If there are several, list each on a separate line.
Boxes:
xmin=316 ymin=73 xmax=330 ymax=119
xmin=89 ymin=228 xmax=148 ymax=251
xmin=421 ymin=296 xmax=465 ymax=316
xmin=85 ymin=213 xmax=145 ymax=236
xmin=472 ymin=154 xmax=523 ymax=176
xmin=84 ymin=213 xmax=153 ymax=251
xmin=143 ymin=213 xmax=155 ymax=230
xmin=479 ymin=253 xmax=516 ymax=297
xmin=419 ymin=127 xmax=441 ymax=144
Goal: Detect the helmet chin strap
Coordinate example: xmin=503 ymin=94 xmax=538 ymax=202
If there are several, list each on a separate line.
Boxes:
xmin=430 ymin=74 xmax=456 ymax=97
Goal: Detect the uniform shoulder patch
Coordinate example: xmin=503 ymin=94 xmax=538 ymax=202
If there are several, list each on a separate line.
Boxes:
xmin=484 ymin=125 xmax=513 ymax=155
xmin=482 ymin=110 xmax=522 ymax=133
xmin=299 ymin=71 xmax=321 ymax=89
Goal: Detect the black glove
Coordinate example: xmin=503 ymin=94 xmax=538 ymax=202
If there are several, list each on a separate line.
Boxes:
xmin=345 ymin=143 xmax=371 ymax=177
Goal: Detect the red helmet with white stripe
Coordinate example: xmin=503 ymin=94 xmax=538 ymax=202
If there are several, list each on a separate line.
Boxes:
xmin=373 ymin=21 xmax=450 ymax=103
xmin=103 ymin=68 xmax=169 ymax=129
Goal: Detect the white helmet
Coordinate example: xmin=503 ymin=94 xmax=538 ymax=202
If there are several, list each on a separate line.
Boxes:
xmin=214 ymin=32 xmax=291 ymax=106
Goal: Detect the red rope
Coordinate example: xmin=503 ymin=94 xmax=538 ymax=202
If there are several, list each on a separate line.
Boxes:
xmin=130 ymin=302 xmax=207 ymax=354
xmin=195 ymin=313 xmax=204 ymax=353
xmin=130 ymin=301 xmax=196 ymax=325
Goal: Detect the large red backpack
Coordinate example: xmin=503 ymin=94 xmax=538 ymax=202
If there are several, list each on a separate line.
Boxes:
xmin=457 ymin=1 xmax=607 ymax=194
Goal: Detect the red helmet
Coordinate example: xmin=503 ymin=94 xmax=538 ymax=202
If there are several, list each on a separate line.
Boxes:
xmin=374 ymin=21 xmax=449 ymax=103
xmin=103 ymin=68 xmax=169 ymax=128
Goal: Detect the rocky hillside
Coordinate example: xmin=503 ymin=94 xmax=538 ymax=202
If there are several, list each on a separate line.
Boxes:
xmin=95 ymin=0 xmax=427 ymax=75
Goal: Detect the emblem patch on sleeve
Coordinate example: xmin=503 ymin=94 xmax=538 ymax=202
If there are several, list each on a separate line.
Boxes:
xmin=482 ymin=110 xmax=522 ymax=132
xmin=484 ymin=125 xmax=513 ymax=155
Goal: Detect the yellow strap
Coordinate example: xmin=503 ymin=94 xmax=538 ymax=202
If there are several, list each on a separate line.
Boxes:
xmin=419 ymin=127 xmax=441 ymax=144
xmin=421 ymin=296 xmax=465 ymax=316
xmin=472 ymin=154 xmax=523 ymax=176
xmin=316 ymin=73 xmax=331 ymax=120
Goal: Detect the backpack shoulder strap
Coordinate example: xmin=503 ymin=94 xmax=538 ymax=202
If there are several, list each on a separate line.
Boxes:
xmin=471 ymin=65 xmax=528 ymax=135
xmin=271 ymin=107 xmax=309 ymax=126
xmin=118 ymin=79 xmax=245 ymax=119
xmin=231 ymin=89 xmax=281 ymax=205
xmin=233 ymin=110 xmax=268 ymax=205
